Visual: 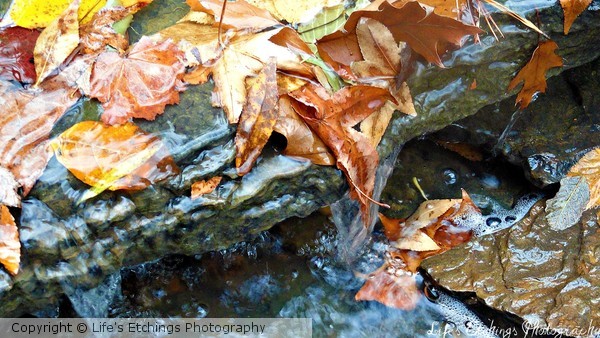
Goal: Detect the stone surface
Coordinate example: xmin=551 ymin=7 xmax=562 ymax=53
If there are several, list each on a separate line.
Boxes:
xmin=422 ymin=202 xmax=600 ymax=335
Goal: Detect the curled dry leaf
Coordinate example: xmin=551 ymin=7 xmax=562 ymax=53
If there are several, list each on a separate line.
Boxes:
xmin=507 ymin=40 xmax=563 ymax=109
xmin=51 ymin=121 xmax=179 ymax=202
xmin=0 ymin=205 xmax=20 ymax=276
xmin=33 ymin=0 xmax=80 ymax=86
xmin=9 ymin=0 xmax=106 ymax=28
xmin=568 ymin=147 xmax=600 ymax=209
xmin=235 ymin=58 xmax=279 ymax=175
xmin=0 ymin=27 xmax=40 ymax=83
xmin=289 ymin=83 xmax=394 ymax=225
xmin=186 ymin=0 xmax=280 ymax=32
xmin=89 ymin=36 xmax=186 ymax=125
xmin=191 ymin=176 xmax=222 ymax=198
xmin=559 ymin=0 xmax=592 ymax=34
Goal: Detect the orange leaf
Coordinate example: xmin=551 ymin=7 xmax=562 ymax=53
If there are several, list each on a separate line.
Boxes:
xmin=355 ymin=263 xmax=420 ymax=310
xmin=89 ymin=36 xmax=186 ymax=125
xmin=560 ymin=0 xmax=592 ymax=34
xmin=0 ymin=205 xmax=20 ymax=276
xmin=51 ymin=121 xmax=179 ymax=195
xmin=186 ymin=0 xmax=280 ymax=32
xmin=507 ymin=40 xmax=563 ymax=109
xmin=289 ymin=83 xmax=393 ymax=225
xmin=235 ymin=58 xmax=279 ymax=175
xmin=191 ymin=176 xmax=222 ymax=198
xmin=568 ymin=147 xmax=600 ymax=209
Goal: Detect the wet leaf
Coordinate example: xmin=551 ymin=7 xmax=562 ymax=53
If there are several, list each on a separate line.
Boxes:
xmin=395 ymin=231 xmax=441 ymax=251
xmin=297 ymin=4 xmax=347 ymax=43
xmin=0 ymin=205 xmax=20 ymax=276
xmin=235 ymin=58 xmax=279 ymax=175
xmin=80 ymin=4 xmax=146 ymax=54
xmin=355 ymin=266 xmax=420 ymax=310
xmin=89 ymin=36 xmax=186 ymax=125
xmin=507 ymin=40 xmax=563 ymax=109
xmin=186 ymin=0 xmax=280 ymax=32
xmin=0 ymin=27 xmax=40 ymax=83
xmin=9 ymin=0 xmax=107 ymax=29
xmin=246 ymin=0 xmax=343 ymax=25
xmin=191 ymin=176 xmax=222 ymax=198
xmin=0 ymin=168 xmax=20 ymax=208
xmin=559 ymin=0 xmax=592 ymax=34
xmin=567 ymin=148 xmax=600 ymax=209
xmin=273 ymin=96 xmax=335 ymax=166
xmin=51 ymin=121 xmax=179 ymax=202
xmin=546 ymin=176 xmax=590 ymax=230
xmin=289 ymin=83 xmax=393 ymax=225
xmin=33 ymin=0 xmax=80 ymax=86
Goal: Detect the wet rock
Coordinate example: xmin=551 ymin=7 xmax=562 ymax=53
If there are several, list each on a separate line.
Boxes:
xmin=432 ymin=58 xmax=600 ymax=186
xmin=421 ymin=202 xmax=600 ymax=335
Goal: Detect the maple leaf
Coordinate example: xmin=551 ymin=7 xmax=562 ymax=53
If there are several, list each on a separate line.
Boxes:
xmin=273 ymin=96 xmax=335 ymax=165
xmin=567 ymin=148 xmax=600 ymax=210
xmin=186 ymin=0 xmax=280 ymax=32
xmin=317 ymin=0 xmax=482 ymax=72
xmin=0 ymin=205 xmax=20 ymax=276
xmin=289 ymin=83 xmax=393 ymax=225
xmin=507 ymin=40 xmax=563 ymax=109
xmin=0 ymin=27 xmax=40 ymax=83
xmin=235 ymin=58 xmax=279 ymax=175
xmin=33 ymin=0 xmax=80 ymax=86
xmin=560 ymin=0 xmax=592 ymax=34
xmin=191 ymin=176 xmax=222 ymax=199
xmin=51 ymin=121 xmax=179 ymax=202
xmin=89 ymin=36 xmax=186 ymax=125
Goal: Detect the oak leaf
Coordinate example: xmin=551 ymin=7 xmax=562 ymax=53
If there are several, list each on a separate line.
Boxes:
xmin=507 ymin=40 xmax=563 ymax=109
xmin=9 ymin=0 xmax=106 ymax=28
xmin=191 ymin=176 xmax=222 ymax=198
xmin=33 ymin=0 xmax=80 ymax=86
xmin=568 ymin=148 xmax=600 ymax=209
xmin=89 ymin=36 xmax=187 ymax=125
xmin=0 ymin=205 xmax=20 ymax=276
xmin=186 ymin=0 xmax=280 ymax=32
xmin=560 ymin=0 xmax=592 ymax=34
xmin=235 ymin=58 xmax=279 ymax=175
xmin=0 ymin=27 xmax=40 ymax=83
xmin=289 ymin=83 xmax=393 ymax=225
xmin=51 ymin=121 xmax=179 ymax=202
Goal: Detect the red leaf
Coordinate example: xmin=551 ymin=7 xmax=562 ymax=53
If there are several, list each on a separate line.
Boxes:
xmin=0 ymin=27 xmax=40 ymax=83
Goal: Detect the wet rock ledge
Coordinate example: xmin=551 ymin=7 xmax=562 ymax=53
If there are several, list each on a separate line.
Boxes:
xmin=1 ymin=1 xmax=600 ymax=316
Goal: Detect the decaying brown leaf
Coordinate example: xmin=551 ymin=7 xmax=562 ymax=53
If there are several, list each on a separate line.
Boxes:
xmin=235 ymin=58 xmax=279 ymax=175
xmin=80 ymin=4 xmax=145 ymax=54
xmin=289 ymin=83 xmax=394 ymax=225
xmin=191 ymin=176 xmax=222 ymax=198
xmin=559 ymin=0 xmax=592 ymax=34
xmin=507 ymin=40 xmax=563 ymax=109
xmin=568 ymin=148 xmax=600 ymax=209
xmin=33 ymin=0 xmax=80 ymax=85
xmin=89 ymin=36 xmax=186 ymax=125
xmin=0 ymin=205 xmax=20 ymax=276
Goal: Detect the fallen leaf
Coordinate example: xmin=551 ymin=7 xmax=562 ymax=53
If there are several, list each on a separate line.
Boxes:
xmin=435 ymin=141 xmax=484 ymax=162
xmin=191 ymin=176 xmax=222 ymax=198
xmin=545 ymin=176 xmax=589 ymax=230
xmin=0 ymin=205 xmax=20 ymax=276
xmin=33 ymin=0 xmax=80 ymax=86
xmin=246 ymin=0 xmax=342 ymax=24
xmin=80 ymin=4 xmax=145 ymax=54
xmin=394 ymin=231 xmax=441 ymax=251
xmin=355 ymin=266 xmax=420 ymax=310
xmin=273 ymin=96 xmax=335 ymax=165
xmin=289 ymin=83 xmax=393 ymax=225
xmin=401 ymin=198 xmax=461 ymax=236
xmin=0 ymin=168 xmax=20 ymax=208
xmin=186 ymin=0 xmax=280 ymax=32
xmin=559 ymin=0 xmax=592 ymax=34
xmin=297 ymin=4 xmax=347 ymax=43
xmin=568 ymin=148 xmax=600 ymax=209
xmin=9 ymin=0 xmax=107 ymax=29
xmin=0 ymin=27 xmax=40 ymax=83
xmin=507 ymin=40 xmax=563 ymax=109
xmin=89 ymin=36 xmax=187 ymax=125
xmin=378 ymin=213 xmax=404 ymax=241
xmin=51 ymin=121 xmax=179 ymax=201
xmin=235 ymin=58 xmax=279 ymax=175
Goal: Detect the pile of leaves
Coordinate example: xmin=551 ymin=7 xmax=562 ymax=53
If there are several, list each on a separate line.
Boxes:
xmin=0 ymin=0 xmax=594 ymax=311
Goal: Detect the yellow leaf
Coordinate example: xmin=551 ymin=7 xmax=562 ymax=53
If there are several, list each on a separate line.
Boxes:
xmin=10 ymin=0 xmax=107 ymax=29
xmin=246 ymin=0 xmax=343 ymax=24
xmin=0 ymin=205 xmax=20 ymax=276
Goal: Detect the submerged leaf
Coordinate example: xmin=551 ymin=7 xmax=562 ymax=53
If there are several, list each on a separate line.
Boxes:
xmin=0 ymin=27 xmax=40 ymax=83
xmin=80 ymin=4 xmax=145 ymax=54
xmin=186 ymin=0 xmax=280 ymax=32
xmin=545 ymin=176 xmax=590 ymax=230
xmin=355 ymin=267 xmax=420 ymax=310
xmin=0 ymin=205 xmax=20 ymax=276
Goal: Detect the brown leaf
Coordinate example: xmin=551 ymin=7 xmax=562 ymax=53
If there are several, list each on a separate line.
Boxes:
xmin=89 ymin=36 xmax=186 ymax=125
xmin=33 ymin=0 xmax=80 ymax=85
xmin=0 ymin=27 xmax=40 ymax=83
xmin=0 ymin=205 xmax=20 ymax=276
xmin=273 ymin=96 xmax=335 ymax=166
xmin=50 ymin=121 xmax=179 ymax=200
xmin=235 ymin=58 xmax=279 ymax=175
xmin=560 ymin=0 xmax=592 ymax=34
xmin=378 ymin=212 xmax=404 ymax=241
xmin=289 ymin=83 xmax=393 ymax=225
xmin=317 ymin=1 xmax=482 ymax=69
xmin=79 ymin=4 xmax=145 ymax=54
xmin=568 ymin=148 xmax=600 ymax=209
xmin=191 ymin=176 xmax=222 ymax=198
xmin=507 ymin=40 xmax=563 ymax=109
xmin=0 ymin=57 xmax=89 ymax=197
xmin=355 ymin=260 xmax=420 ymax=310
xmin=186 ymin=0 xmax=280 ymax=32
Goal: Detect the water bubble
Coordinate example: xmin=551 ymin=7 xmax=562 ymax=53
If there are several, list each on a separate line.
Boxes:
xmin=505 ymin=216 xmax=517 ymax=223
xmin=485 ymin=217 xmax=502 ymax=227
xmin=442 ymin=169 xmax=458 ymax=185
